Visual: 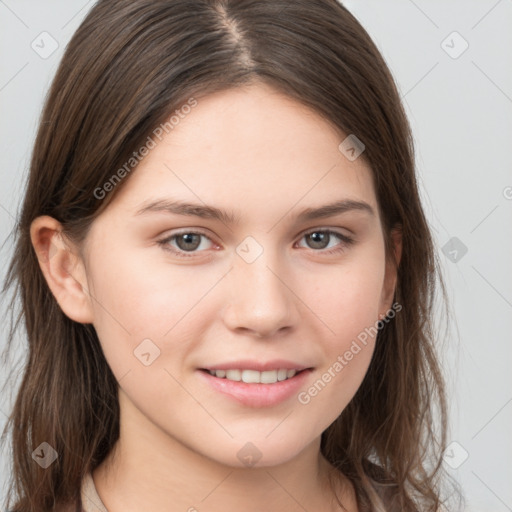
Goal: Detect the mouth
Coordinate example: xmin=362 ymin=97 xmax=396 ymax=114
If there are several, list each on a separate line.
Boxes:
xmin=201 ymin=368 xmax=304 ymax=384
xmin=197 ymin=362 xmax=313 ymax=408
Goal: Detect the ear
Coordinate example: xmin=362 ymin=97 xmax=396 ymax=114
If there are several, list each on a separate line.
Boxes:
xmin=30 ymin=215 xmax=94 ymax=324
xmin=379 ymin=225 xmax=402 ymax=317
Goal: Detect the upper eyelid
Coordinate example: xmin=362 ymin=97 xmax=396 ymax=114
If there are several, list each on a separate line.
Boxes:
xmin=301 ymin=227 xmax=352 ymax=237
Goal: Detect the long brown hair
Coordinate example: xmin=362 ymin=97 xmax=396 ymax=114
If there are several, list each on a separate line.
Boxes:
xmin=1 ymin=0 xmax=457 ymax=510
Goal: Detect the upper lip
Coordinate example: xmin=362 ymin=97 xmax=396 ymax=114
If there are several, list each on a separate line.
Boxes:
xmin=200 ymin=360 xmax=311 ymax=372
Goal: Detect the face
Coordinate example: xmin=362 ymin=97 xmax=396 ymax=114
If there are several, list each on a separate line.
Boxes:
xmin=53 ymin=82 xmax=398 ymax=467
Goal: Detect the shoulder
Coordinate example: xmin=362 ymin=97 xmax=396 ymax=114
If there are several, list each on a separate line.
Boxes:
xmin=368 ymin=480 xmax=403 ymax=511
xmin=54 ymin=472 xmax=93 ymax=512
xmin=361 ymin=462 xmax=421 ymax=512
xmin=7 ymin=501 xmax=78 ymax=512
xmin=54 ymin=502 xmax=79 ymax=512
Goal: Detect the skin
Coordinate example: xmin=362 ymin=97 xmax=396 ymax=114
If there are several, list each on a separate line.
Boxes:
xmin=31 ymin=82 xmax=401 ymax=512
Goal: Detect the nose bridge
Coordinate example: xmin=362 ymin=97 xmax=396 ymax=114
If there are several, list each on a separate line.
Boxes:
xmin=224 ymin=235 xmax=297 ymax=336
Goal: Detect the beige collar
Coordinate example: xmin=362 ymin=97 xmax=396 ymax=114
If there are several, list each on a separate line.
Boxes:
xmin=81 ymin=472 xmax=109 ymax=512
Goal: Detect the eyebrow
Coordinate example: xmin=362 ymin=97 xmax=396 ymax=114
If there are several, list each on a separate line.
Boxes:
xmin=134 ymin=197 xmax=375 ymax=225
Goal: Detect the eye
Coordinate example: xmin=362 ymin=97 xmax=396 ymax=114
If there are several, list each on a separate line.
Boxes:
xmin=157 ymin=228 xmax=354 ymax=259
xmin=296 ymin=229 xmax=354 ymax=254
xmin=157 ymin=230 xmax=215 ymax=257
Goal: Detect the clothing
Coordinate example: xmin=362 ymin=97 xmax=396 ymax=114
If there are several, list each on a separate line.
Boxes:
xmin=80 ymin=473 xmax=108 ymax=512
xmin=79 ymin=471 xmax=402 ymax=512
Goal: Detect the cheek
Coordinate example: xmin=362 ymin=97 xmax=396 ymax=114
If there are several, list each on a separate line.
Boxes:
xmin=306 ymin=248 xmax=386 ymax=342
xmin=294 ymin=249 xmax=385 ymax=418
xmin=85 ymin=248 xmax=221 ymax=375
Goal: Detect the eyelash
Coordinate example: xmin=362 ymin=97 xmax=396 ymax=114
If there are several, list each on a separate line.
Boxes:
xmin=156 ymin=228 xmax=355 ymax=259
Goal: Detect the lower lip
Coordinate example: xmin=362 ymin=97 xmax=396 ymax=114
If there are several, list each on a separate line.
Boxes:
xmin=198 ymin=369 xmax=312 ymax=408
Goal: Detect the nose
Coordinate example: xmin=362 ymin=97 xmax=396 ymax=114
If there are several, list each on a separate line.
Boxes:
xmin=222 ymin=246 xmax=299 ymax=338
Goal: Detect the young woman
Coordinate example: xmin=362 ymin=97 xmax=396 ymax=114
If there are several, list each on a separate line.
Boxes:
xmin=1 ymin=1 xmax=457 ymax=510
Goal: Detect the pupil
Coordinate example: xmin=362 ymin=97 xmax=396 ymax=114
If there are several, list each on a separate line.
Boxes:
xmin=178 ymin=233 xmax=200 ymax=251
xmin=309 ymin=232 xmax=328 ymax=249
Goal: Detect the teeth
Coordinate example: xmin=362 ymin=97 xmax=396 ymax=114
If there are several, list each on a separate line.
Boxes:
xmin=260 ymin=370 xmax=278 ymax=384
xmin=277 ymin=369 xmax=288 ymax=381
xmin=225 ymin=369 xmax=241 ymax=381
xmin=242 ymin=370 xmax=261 ymax=383
xmin=208 ymin=368 xmax=300 ymax=383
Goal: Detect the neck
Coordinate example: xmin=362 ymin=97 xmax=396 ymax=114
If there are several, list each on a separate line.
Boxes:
xmin=92 ymin=391 xmax=357 ymax=512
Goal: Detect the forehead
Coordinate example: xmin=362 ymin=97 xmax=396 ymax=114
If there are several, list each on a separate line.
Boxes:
xmin=105 ymin=83 xmax=378 ymax=224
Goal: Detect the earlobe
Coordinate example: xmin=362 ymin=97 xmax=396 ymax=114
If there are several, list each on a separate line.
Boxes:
xmin=30 ymin=215 xmax=94 ymax=324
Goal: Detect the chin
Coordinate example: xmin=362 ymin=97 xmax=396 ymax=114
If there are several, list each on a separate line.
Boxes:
xmin=197 ymin=434 xmax=316 ymax=470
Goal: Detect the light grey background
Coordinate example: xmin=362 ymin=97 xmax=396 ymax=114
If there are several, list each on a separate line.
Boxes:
xmin=1 ymin=1 xmax=511 ymax=510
